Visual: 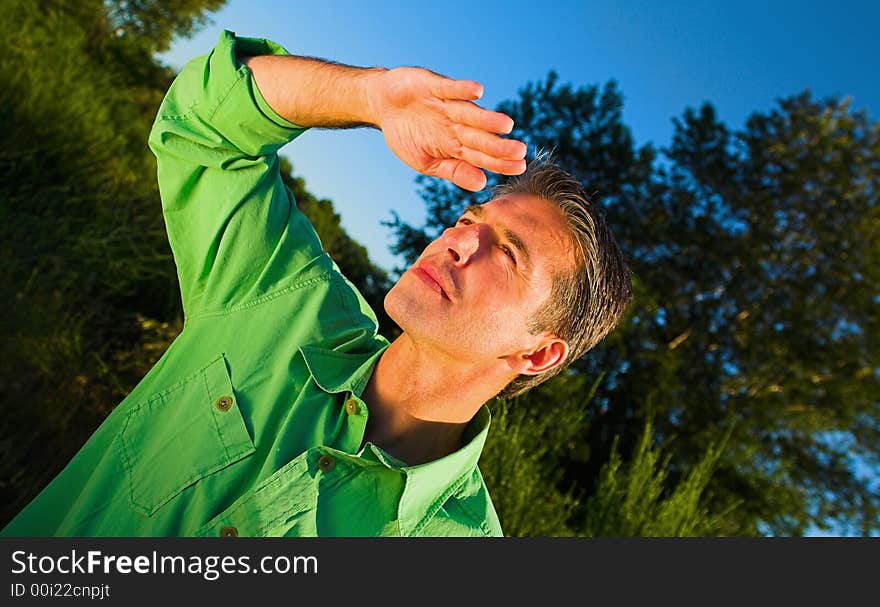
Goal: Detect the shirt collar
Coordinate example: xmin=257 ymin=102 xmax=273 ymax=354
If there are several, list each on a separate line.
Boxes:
xmin=395 ymin=404 xmax=491 ymax=536
xmin=299 ymin=341 xmax=492 ymax=537
xmin=299 ymin=339 xmax=389 ymax=397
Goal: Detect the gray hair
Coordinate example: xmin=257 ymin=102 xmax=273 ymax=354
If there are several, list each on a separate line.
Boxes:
xmin=493 ymin=151 xmax=632 ymax=399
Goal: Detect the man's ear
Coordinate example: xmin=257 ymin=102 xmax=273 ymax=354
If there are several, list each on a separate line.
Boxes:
xmin=505 ymin=337 xmax=569 ymax=376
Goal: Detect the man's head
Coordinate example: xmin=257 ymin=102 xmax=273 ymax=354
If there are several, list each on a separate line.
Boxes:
xmin=384 ymin=153 xmax=632 ymax=399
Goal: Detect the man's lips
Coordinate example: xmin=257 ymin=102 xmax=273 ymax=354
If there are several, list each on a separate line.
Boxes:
xmin=413 ymin=264 xmax=453 ymax=300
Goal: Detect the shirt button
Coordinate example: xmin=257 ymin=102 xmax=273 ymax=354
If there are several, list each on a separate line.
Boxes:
xmin=215 ymin=395 xmax=233 ymax=412
xmin=317 ymin=455 xmax=336 ymax=473
xmin=220 ymin=526 xmax=238 ymax=537
xmin=345 ymin=398 xmax=360 ymax=416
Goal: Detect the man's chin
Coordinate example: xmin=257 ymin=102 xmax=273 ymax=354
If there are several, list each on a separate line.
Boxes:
xmin=385 ymin=273 xmax=426 ymax=321
xmin=383 ymin=286 xmax=448 ymax=343
xmin=383 ymin=283 xmax=413 ymax=331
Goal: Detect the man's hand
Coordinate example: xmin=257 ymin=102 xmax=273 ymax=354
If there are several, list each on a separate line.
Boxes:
xmin=365 ymin=67 xmax=527 ymax=191
xmin=244 ymin=53 xmax=525 ymax=191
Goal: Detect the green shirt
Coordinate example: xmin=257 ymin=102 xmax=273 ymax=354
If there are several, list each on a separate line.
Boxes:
xmin=1 ymin=31 xmax=502 ymax=538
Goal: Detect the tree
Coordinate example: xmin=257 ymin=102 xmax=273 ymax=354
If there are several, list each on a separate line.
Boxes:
xmin=646 ymin=95 xmax=880 ymax=534
xmin=388 ymin=71 xmax=880 ymax=535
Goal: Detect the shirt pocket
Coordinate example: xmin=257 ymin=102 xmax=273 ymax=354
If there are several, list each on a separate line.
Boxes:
xmin=119 ymin=353 xmax=255 ymax=517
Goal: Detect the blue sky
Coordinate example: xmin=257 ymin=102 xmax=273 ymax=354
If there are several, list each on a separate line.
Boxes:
xmin=160 ymin=0 xmax=880 ymax=273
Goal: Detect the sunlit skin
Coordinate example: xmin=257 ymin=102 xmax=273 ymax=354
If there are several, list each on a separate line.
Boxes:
xmin=361 ymin=193 xmax=575 ymax=464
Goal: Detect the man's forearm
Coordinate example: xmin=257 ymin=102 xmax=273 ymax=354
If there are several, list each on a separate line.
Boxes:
xmin=243 ymin=41 xmax=525 ymax=192
xmin=242 ymin=54 xmax=386 ymax=129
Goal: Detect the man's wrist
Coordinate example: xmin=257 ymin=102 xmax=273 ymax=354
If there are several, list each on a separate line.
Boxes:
xmin=360 ymin=67 xmax=389 ymax=130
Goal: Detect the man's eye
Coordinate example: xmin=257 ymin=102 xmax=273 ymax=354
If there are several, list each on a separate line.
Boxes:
xmin=500 ymin=245 xmax=517 ymax=266
xmin=455 ymin=217 xmax=473 ymax=225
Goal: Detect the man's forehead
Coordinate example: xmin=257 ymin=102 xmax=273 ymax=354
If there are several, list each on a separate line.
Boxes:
xmin=482 ymin=194 xmax=521 ymax=211
xmin=475 ymin=194 xmax=569 ymax=234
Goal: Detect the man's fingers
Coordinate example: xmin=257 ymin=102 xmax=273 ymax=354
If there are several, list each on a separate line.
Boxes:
xmin=455 ymin=125 xmax=527 ymax=161
xmin=445 ymin=100 xmax=514 ymax=134
xmin=458 ymin=146 xmax=527 ymax=177
xmin=431 ymin=158 xmax=487 ymax=191
xmin=431 ymin=77 xmax=483 ymax=101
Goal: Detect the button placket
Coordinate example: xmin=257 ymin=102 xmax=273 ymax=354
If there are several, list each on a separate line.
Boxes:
xmin=340 ymin=393 xmax=368 ymax=456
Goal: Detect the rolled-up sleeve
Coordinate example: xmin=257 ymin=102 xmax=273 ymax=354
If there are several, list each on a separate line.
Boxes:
xmin=149 ymin=30 xmax=325 ymax=317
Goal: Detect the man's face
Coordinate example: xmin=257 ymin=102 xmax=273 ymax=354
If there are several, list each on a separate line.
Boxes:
xmin=385 ymin=193 xmax=574 ymax=366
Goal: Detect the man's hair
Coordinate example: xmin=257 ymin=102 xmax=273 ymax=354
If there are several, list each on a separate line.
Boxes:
xmin=493 ymin=151 xmax=633 ymax=399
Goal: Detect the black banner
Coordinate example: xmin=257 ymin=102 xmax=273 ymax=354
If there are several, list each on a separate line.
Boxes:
xmin=1 ymin=538 xmax=876 ymax=603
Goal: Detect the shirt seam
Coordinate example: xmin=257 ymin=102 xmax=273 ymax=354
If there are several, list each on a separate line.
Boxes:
xmin=331 ymin=276 xmax=370 ymax=355
xmin=184 ymin=273 xmax=335 ymax=321
xmin=118 ymin=412 xmax=137 ymax=512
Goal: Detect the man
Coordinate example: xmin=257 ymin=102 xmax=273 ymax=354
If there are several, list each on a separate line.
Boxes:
xmin=2 ymin=31 xmax=631 ymax=537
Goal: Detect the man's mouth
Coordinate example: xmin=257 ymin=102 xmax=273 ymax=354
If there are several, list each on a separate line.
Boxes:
xmin=413 ymin=264 xmax=451 ymax=300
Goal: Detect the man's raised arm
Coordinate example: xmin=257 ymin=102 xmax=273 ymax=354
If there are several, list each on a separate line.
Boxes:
xmin=148 ymin=30 xmax=528 ymax=318
xmin=242 ymin=54 xmax=527 ymax=191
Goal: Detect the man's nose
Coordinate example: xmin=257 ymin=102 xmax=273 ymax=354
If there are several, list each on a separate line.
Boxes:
xmin=443 ymin=223 xmax=481 ymax=266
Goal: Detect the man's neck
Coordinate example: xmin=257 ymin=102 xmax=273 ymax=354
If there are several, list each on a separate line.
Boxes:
xmin=360 ymin=333 xmax=510 ymax=466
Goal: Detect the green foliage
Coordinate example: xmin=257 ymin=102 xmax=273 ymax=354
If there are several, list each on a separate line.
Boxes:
xmin=104 ymin=0 xmax=227 ymax=53
xmin=583 ymin=418 xmax=738 ymax=536
xmin=480 ymin=372 xmax=738 ymax=537
xmin=478 ymin=372 xmax=601 ymax=536
xmin=392 ymin=71 xmax=880 ymax=535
